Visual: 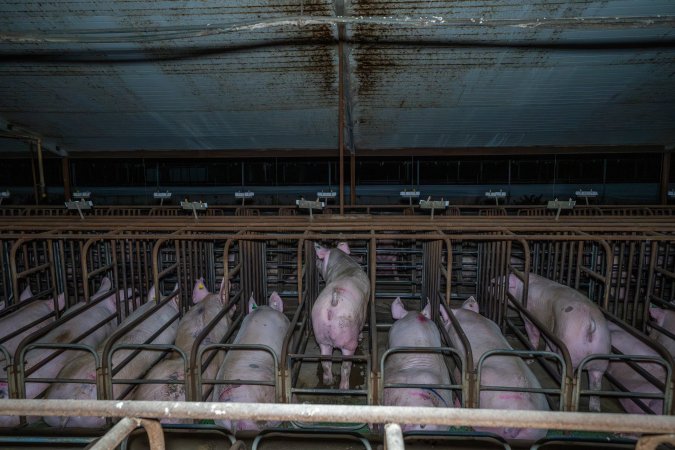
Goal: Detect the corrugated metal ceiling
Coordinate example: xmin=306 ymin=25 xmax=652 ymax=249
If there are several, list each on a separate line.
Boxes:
xmin=0 ymin=0 xmax=674 ymax=155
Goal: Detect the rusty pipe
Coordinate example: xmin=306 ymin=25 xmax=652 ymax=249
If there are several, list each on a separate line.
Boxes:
xmin=3 ymin=400 xmax=675 ymax=434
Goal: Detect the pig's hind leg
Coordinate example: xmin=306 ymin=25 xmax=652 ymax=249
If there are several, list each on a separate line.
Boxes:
xmin=319 ymin=343 xmax=334 ymax=386
xmin=588 ymin=369 xmax=603 ymax=412
xmin=339 ymin=347 xmax=355 ymax=390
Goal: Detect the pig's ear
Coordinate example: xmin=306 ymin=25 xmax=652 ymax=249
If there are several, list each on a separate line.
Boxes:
xmin=55 ymin=292 xmax=65 ymax=311
xmin=649 ymin=306 xmax=666 ymax=326
xmin=96 ymin=276 xmax=112 ymax=296
xmin=147 ymin=284 xmax=157 ymax=302
xmin=269 ymin=291 xmax=284 ymax=313
xmin=421 ymin=301 xmax=432 ymax=319
xmin=248 ymin=294 xmax=257 ymax=314
xmin=19 ymin=285 xmax=33 ymax=302
xmin=462 ymin=296 xmax=479 ymax=313
xmin=439 ymin=304 xmax=450 ymax=326
xmin=391 ymin=297 xmax=407 ymax=320
xmin=314 ymin=243 xmax=329 ymax=260
xmin=192 ymin=279 xmax=208 ymax=303
xmin=337 ymin=242 xmax=351 ymax=255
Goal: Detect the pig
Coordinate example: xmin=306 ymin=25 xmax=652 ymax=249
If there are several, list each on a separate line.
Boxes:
xmin=131 ymin=279 xmax=234 ymax=421
xmin=312 ymin=242 xmax=370 ymax=389
xmin=606 ymin=321 xmax=666 ymax=414
xmin=0 ymin=279 xmax=128 ymax=427
xmin=383 ymin=298 xmax=453 ymax=431
xmin=0 ymin=288 xmax=66 ymax=368
xmin=441 ymin=297 xmax=549 ymax=440
xmin=508 ymin=273 xmax=611 ymax=412
xmin=213 ymin=292 xmax=290 ymax=432
xmin=0 ymin=284 xmax=34 ymax=310
xmin=648 ymin=305 xmax=675 ymax=358
xmin=43 ymin=285 xmax=179 ymax=428
xmin=0 ymin=288 xmax=65 ymax=423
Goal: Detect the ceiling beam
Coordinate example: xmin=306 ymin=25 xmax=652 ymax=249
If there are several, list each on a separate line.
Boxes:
xmin=0 ymin=118 xmax=68 ymax=157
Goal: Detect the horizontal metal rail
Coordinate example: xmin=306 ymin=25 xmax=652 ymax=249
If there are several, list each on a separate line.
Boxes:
xmin=2 ymin=399 xmax=675 ymax=435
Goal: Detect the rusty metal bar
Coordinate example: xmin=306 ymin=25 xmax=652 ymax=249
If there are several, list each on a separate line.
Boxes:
xmin=89 ymin=417 xmax=164 ymax=450
xmin=61 ymin=157 xmax=71 ymax=201
xmin=660 ymin=151 xmax=671 ymax=205
xmin=637 ymin=434 xmax=675 ymax=450
xmin=338 ymin=39 xmax=345 ymax=215
xmin=350 ymin=152 xmax=356 ymax=206
xmin=3 ymin=399 xmax=675 ymax=434
xmin=369 ymin=233 xmax=377 ymax=405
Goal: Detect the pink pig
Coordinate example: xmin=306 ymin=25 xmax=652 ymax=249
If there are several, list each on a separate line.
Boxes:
xmin=508 ymin=273 xmax=611 ymax=412
xmin=606 ymin=321 xmax=666 ymax=414
xmin=312 ymin=242 xmax=370 ymax=390
xmin=131 ymin=278 xmax=234 ymax=422
xmin=213 ymin=292 xmax=290 ymax=432
xmin=441 ymin=297 xmax=548 ymax=440
xmin=384 ymin=298 xmax=453 ymax=431
xmin=648 ymin=305 xmax=675 ymax=358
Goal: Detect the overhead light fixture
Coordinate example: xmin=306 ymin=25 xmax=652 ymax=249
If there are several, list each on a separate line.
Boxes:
xmin=153 ymin=190 xmax=172 ymax=206
xmin=65 ymin=199 xmax=93 ymax=220
xmin=72 ymin=191 xmax=91 ymax=200
xmin=400 ymin=189 xmax=420 ymax=207
xmin=575 ymin=189 xmax=599 ymax=205
xmin=547 ymin=198 xmax=576 ymax=220
xmin=419 ymin=197 xmax=449 ymax=219
xmin=181 ymin=200 xmax=208 ymax=220
xmin=485 ymin=189 xmax=507 ymax=205
xmin=235 ymin=190 xmax=255 ymax=207
xmin=317 ymin=190 xmax=337 ymax=199
xmin=296 ymin=197 xmax=325 ymax=220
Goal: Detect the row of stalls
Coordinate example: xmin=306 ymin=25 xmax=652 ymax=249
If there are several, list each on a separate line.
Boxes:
xmin=0 ymin=212 xmax=674 ymax=449
xmin=1 ymin=204 xmax=674 ymax=218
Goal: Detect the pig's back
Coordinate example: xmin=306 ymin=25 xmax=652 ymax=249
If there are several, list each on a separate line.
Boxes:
xmin=174 ymin=295 xmax=225 ymax=356
xmin=452 ymin=309 xmax=511 ymax=364
xmin=388 ymin=313 xmax=441 ymax=349
xmin=219 ymin=308 xmax=290 ymax=380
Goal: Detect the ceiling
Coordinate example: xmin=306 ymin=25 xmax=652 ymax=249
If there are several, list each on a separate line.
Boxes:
xmin=0 ymin=0 xmax=674 ymax=156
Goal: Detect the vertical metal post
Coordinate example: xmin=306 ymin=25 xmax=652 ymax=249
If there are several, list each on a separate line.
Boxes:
xmin=62 ymin=157 xmax=71 ymax=200
xmin=660 ymin=150 xmax=671 ymax=204
xmin=29 ymin=146 xmax=39 ymax=205
xmin=36 ymin=139 xmax=46 ymax=200
xmin=350 ymin=152 xmax=356 ymax=206
xmin=338 ymin=38 xmax=345 ymax=215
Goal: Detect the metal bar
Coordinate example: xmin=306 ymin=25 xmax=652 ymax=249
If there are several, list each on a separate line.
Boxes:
xmin=636 ymin=434 xmax=675 ymax=450
xmin=4 ymin=399 xmax=675 ymax=434
xmin=660 ymin=151 xmax=671 ymax=205
xmin=338 ymin=38 xmax=345 ymax=215
xmin=384 ymin=423 xmax=404 ymax=450
xmin=350 ymin=152 xmax=356 ymax=206
xmin=61 ymin=156 xmax=71 ymax=201
xmin=89 ymin=417 xmax=165 ymax=450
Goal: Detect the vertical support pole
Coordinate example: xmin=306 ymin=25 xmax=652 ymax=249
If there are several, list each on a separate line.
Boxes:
xmin=36 ymin=139 xmax=46 ymax=200
xmin=62 ymin=157 xmax=71 ymax=200
xmin=350 ymin=152 xmax=356 ymax=206
xmin=660 ymin=150 xmax=671 ymax=205
xmin=338 ymin=38 xmax=345 ymax=215
xmin=29 ymin=145 xmax=39 ymax=205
